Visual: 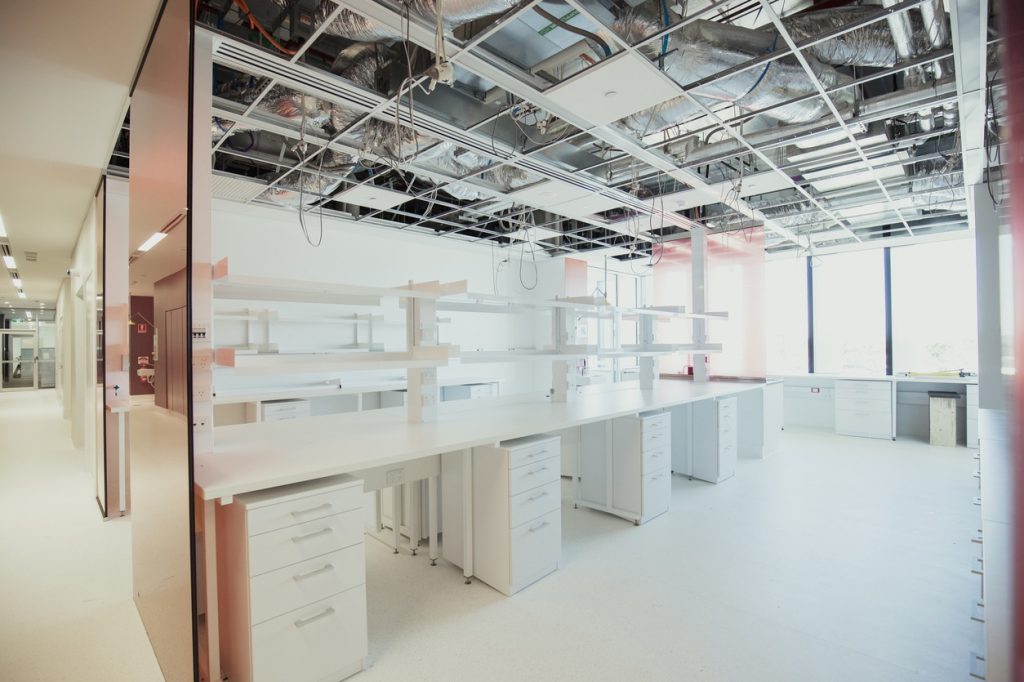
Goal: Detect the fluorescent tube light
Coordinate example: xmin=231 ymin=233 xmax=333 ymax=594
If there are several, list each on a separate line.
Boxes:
xmin=17 ymin=291 xmax=26 ymax=299
xmin=12 ymin=278 xmax=21 ymax=288
xmin=137 ymin=232 xmax=167 ymax=252
xmin=2 ymin=256 xmax=15 ymax=269
xmin=0 ymin=215 xmax=6 ymax=237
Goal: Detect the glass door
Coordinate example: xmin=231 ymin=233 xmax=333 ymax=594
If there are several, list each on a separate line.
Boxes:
xmin=0 ymin=330 xmax=38 ymax=391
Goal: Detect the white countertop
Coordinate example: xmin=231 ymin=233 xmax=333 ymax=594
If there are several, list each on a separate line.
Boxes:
xmin=213 ymin=376 xmax=498 ymax=405
xmin=197 ymin=379 xmax=765 ymax=501
xmin=774 ymin=373 xmax=977 ymax=385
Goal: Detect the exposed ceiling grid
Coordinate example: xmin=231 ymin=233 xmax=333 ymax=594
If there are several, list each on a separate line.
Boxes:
xmin=102 ymin=0 xmax=1003 ymax=260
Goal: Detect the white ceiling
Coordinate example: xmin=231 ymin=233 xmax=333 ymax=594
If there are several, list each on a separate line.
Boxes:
xmin=0 ymin=0 xmax=163 ymax=305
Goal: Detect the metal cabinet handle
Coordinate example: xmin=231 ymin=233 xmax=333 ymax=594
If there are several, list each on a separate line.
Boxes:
xmin=527 ymin=466 xmax=548 ymax=475
xmin=524 ymin=449 xmax=546 ymax=459
xmin=290 ymin=503 xmax=332 ymax=517
xmin=291 ymin=527 xmax=333 ymax=542
xmin=294 ymin=607 xmax=335 ymax=628
xmin=293 ymin=563 xmax=334 ymax=581
xmin=528 ymin=491 xmax=549 ymax=502
xmin=528 ymin=521 xmax=550 ymax=532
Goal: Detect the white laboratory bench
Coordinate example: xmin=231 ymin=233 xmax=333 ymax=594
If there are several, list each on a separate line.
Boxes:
xmin=775 ymin=373 xmax=978 ymax=444
xmin=196 ymin=379 xmax=771 ymax=681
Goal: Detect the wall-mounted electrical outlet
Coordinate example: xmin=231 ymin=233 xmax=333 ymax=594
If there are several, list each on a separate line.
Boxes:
xmin=192 ymin=416 xmax=212 ymax=432
xmin=194 ymin=387 xmax=211 ymax=402
xmin=193 ymin=349 xmax=213 ymax=370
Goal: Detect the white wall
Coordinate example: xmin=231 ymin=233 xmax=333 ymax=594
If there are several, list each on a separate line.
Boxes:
xmin=56 ymin=190 xmax=99 ymax=477
xmin=211 ymin=201 xmax=565 ymax=400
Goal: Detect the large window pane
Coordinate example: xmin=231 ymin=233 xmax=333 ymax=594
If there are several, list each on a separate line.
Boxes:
xmin=765 ymin=257 xmax=808 ymax=374
xmin=812 ymin=250 xmax=886 ymax=375
xmin=891 ymin=239 xmax=978 ymax=374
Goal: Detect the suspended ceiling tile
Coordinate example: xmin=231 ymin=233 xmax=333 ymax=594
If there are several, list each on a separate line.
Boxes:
xmin=551 ymin=193 xmax=623 ymax=218
xmin=736 ymin=171 xmax=793 ymax=198
xmin=543 ymin=51 xmax=682 ymax=127
xmin=211 ymin=173 xmax=268 ymax=202
xmin=504 ymin=179 xmax=592 ymax=208
xmin=333 ymin=184 xmax=412 ymax=210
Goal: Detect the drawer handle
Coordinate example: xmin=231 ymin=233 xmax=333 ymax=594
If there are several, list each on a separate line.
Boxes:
xmin=524 ymin=449 xmax=547 ymax=459
xmin=527 ymin=491 xmax=549 ymax=502
xmin=294 ymin=607 xmax=335 ymax=628
xmin=526 ymin=466 xmax=549 ymax=475
xmin=293 ymin=563 xmax=334 ymax=581
xmin=291 ymin=527 xmax=333 ymax=543
xmin=290 ymin=503 xmax=333 ymax=517
xmin=528 ymin=520 xmax=550 ymax=532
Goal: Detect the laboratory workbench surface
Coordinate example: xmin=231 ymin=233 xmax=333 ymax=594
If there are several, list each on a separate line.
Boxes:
xmin=196 ymin=380 xmax=765 ymax=501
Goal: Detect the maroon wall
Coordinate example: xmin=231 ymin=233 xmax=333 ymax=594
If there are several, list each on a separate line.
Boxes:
xmin=153 ymin=267 xmax=188 ymax=414
xmin=129 ymin=296 xmax=155 ymax=396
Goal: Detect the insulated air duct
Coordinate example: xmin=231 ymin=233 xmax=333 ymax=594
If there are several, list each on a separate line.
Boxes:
xmin=314 ymin=0 xmax=519 ymax=42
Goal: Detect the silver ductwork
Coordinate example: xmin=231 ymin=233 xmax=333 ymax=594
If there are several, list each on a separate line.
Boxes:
xmin=316 ymin=0 xmax=519 ymax=43
xmin=262 ymin=171 xmax=343 ymax=207
xmin=779 ymin=7 xmax=928 ymax=68
xmin=919 ymin=0 xmax=950 ymax=51
xmin=617 ymin=15 xmax=859 ymax=137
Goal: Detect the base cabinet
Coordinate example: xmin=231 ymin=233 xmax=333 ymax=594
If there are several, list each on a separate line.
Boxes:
xmin=834 ymin=379 xmax=893 ymax=439
xmin=218 ymin=476 xmax=368 ymax=682
xmin=691 ymin=397 xmax=737 ymax=483
xmin=577 ymin=411 xmax=671 ymax=524
xmin=471 ymin=435 xmax=562 ymax=595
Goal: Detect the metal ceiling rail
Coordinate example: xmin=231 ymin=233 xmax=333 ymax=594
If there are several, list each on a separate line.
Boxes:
xmin=205 ymin=28 xmax=698 ymax=235
xmin=553 ymin=3 xmax=864 ymax=243
xmin=643 ymin=47 xmax=954 ymax=156
xmin=210 ymin=1 xmax=347 ymax=154
xmin=336 ymin=0 xmax=798 ymax=242
xmin=757 ymin=0 xmax=919 ymax=237
xmin=673 ymin=0 xmax=931 ymax=96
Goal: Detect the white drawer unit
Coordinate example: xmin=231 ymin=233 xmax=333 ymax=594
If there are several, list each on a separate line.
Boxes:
xmin=966 ymin=384 xmax=979 ymax=448
xmin=691 ymin=397 xmax=737 ymax=484
xmin=576 ymin=411 xmax=672 ymax=525
xmin=471 ymin=435 xmax=561 ymax=595
xmin=834 ymin=379 xmax=893 ymax=440
xmin=218 ymin=476 xmax=367 ymax=682
xmin=260 ymin=398 xmax=311 ymax=422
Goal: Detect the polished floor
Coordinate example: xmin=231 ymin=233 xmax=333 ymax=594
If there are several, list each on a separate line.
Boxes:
xmin=0 ymin=390 xmax=163 ymax=682
xmin=0 ymin=390 xmax=979 ymax=681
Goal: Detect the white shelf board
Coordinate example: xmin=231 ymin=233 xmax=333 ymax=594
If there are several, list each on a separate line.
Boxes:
xmin=213 ymin=274 xmax=465 ymax=306
xmin=224 ymin=350 xmax=448 ymax=376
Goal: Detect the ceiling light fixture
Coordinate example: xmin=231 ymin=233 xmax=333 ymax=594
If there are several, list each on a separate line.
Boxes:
xmin=0 ymin=214 xmax=6 ymax=238
xmin=12 ymin=278 xmax=21 ymax=288
xmin=2 ymin=256 xmax=15 ymax=269
xmin=137 ymin=232 xmax=167 ymax=252
xmin=17 ymin=291 xmax=26 ymax=299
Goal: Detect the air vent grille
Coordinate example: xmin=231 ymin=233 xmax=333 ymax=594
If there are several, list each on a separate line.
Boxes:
xmin=24 ymin=252 xmax=37 ymax=262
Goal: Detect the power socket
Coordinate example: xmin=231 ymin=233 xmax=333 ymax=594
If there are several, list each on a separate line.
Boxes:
xmin=194 ymin=387 xmax=211 ymax=402
xmin=193 ymin=349 xmax=213 ymax=370
xmin=192 ymin=416 xmax=212 ymax=432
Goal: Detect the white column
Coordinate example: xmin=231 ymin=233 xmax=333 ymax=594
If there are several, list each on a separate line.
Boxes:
xmin=638 ymin=314 xmax=658 ymax=390
xmin=691 ymin=226 xmax=709 ymax=382
xmin=970 ymin=183 xmax=1008 ymax=410
xmin=551 ymin=307 xmax=577 ymax=402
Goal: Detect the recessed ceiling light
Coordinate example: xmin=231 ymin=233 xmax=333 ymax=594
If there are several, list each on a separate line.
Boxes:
xmin=2 ymin=256 xmax=15 ymax=269
xmin=137 ymin=232 xmax=167 ymax=252
xmin=11 ymin=278 xmax=21 ymax=288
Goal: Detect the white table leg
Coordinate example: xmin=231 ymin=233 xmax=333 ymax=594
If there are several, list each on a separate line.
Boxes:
xmin=427 ymin=475 xmax=438 ymax=566
xmin=409 ymin=481 xmax=420 ymax=555
xmin=204 ymin=499 xmax=221 ymax=681
xmin=392 ymin=485 xmax=401 ymax=554
xmin=461 ymin=449 xmax=473 ymax=584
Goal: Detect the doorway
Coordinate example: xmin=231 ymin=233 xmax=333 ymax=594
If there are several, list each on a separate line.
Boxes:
xmin=0 ymin=330 xmax=38 ymax=391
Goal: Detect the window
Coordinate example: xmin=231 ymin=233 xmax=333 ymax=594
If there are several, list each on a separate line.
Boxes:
xmin=891 ymin=239 xmax=978 ymax=374
xmin=764 ymin=257 xmax=809 ymax=374
xmin=812 ymin=250 xmax=886 ymax=375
